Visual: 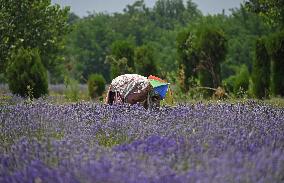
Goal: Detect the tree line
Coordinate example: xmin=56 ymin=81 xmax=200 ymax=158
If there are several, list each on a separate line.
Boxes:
xmin=0 ymin=0 xmax=283 ymax=99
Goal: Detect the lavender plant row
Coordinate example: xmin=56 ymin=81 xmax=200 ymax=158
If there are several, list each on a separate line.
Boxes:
xmin=0 ymin=100 xmax=284 ymax=183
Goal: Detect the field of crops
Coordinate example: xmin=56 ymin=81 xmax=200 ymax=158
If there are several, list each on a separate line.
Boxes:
xmin=1 ymin=100 xmax=284 ymax=182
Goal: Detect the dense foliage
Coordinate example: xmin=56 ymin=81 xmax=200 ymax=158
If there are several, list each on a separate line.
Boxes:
xmin=54 ymin=0 xmax=277 ymax=99
xmin=196 ymin=26 xmax=227 ymax=89
xmin=134 ymin=44 xmax=157 ymax=77
xmin=268 ymin=30 xmax=284 ymax=97
xmin=62 ymin=0 xmax=203 ymax=84
xmin=0 ymin=101 xmax=283 ymax=182
xmin=87 ymin=74 xmax=106 ymax=99
xmin=2 ymin=0 xmax=283 ymax=98
xmin=109 ymin=41 xmax=135 ymax=79
xmin=245 ymin=0 xmax=284 ymax=28
xmin=224 ymin=64 xmax=250 ymax=97
xmin=6 ymin=48 xmax=48 ymax=98
xmin=176 ymin=24 xmax=227 ymax=96
xmin=1 ymin=1 xmax=284 ymax=182
xmin=252 ymin=38 xmax=270 ymax=99
xmin=176 ymin=30 xmax=197 ymax=92
xmin=0 ymin=0 xmax=69 ymax=76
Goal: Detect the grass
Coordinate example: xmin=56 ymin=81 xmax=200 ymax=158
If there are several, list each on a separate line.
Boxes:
xmin=263 ymin=97 xmax=284 ymax=107
xmin=1 ymin=84 xmax=284 ymax=108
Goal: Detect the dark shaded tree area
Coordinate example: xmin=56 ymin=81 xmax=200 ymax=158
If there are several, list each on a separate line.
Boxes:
xmin=108 ymin=40 xmax=135 ymax=79
xmin=135 ymin=44 xmax=157 ymax=77
xmin=246 ymin=0 xmax=284 ymax=98
xmin=268 ymin=30 xmax=284 ymax=97
xmin=196 ymin=26 xmax=227 ymax=89
xmin=252 ymin=38 xmax=270 ymax=98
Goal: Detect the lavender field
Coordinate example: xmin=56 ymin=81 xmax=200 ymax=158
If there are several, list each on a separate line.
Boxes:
xmin=0 ymin=100 xmax=284 ymax=183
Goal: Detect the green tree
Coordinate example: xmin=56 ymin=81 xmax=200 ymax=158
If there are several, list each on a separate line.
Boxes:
xmin=176 ymin=29 xmax=198 ymax=92
xmin=67 ymin=13 xmax=118 ymax=82
xmin=134 ymin=44 xmax=157 ymax=76
xmin=197 ymin=26 xmax=227 ymax=89
xmin=111 ymin=40 xmax=135 ymax=74
xmin=62 ymin=0 xmax=203 ymax=85
xmin=268 ymin=30 xmax=284 ymax=97
xmin=223 ymin=5 xmax=270 ymax=78
xmin=154 ymin=0 xmax=186 ymax=29
xmin=123 ymin=1 xmax=154 ymax=45
xmin=0 ymin=0 xmax=70 ymax=74
xmin=68 ymin=12 xmax=80 ymax=24
xmin=223 ymin=65 xmax=250 ymax=97
xmin=106 ymin=56 xmax=133 ymax=80
xmin=155 ymin=0 xmax=185 ymax=19
xmin=185 ymin=0 xmax=202 ymax=21
xmin=252 ymin=38 xmax=270 ymax=98
xmin=106 ymin=55 xmax=133 ymax=79
xmin=245 ymin=0 xmax=284 ymax=28
xmin=6 ymin=48 xmax=48 ymax=98
xmin=88 ymin=74 xmax=106 ymax=99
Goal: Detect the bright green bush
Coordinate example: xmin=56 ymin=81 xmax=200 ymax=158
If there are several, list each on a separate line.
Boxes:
xmin=6 ymin=48 xmax=48 ymax=98
xmin=224 ymin=65 xmax=250 ymax=97
xmin=234 ymin=65 xmax=250 ymax=96
xmin=252 ymin=38 xmax=270 ymax=99
xmin=88 ymin=74 xmax=106 ymax=99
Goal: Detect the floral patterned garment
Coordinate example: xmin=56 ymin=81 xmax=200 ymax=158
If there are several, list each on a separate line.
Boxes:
xmin=105 ymin=74 xmax=152 ymax=105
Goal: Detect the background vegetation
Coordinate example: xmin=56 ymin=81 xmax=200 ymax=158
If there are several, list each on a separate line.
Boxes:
xmin=1 ymin=0 xmax=283 ymax=101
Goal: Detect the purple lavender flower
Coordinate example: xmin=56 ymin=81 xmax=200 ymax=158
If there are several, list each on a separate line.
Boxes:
xmin=0 ymin=101 xmax=283 ymax=182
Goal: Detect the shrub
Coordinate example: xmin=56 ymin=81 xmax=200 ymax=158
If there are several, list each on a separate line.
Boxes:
xmin=88 ymin=74 xmax=106 ymax=99
xmin=6 ymin=48 xmax=48 ymax=98
xmin=234 ymin=65 xmax=250 ymax=94
xmin=64 ymin=77 xmax=80 ymax=102
xmin=252 ymin=38 xmax=270 ymax=99
xmin=224 ymin=65 xmax=250 ymax=98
